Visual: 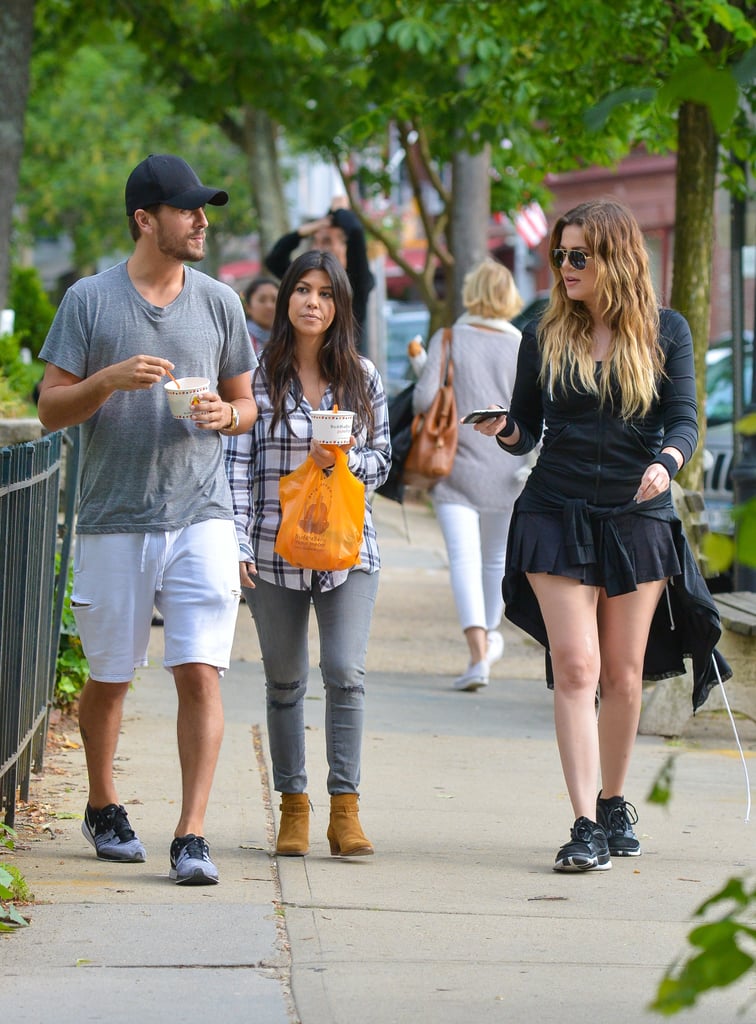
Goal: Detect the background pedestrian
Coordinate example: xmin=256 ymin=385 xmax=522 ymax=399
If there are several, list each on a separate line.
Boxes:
xmin=412 ymin=258 xmax=531 ymax=691
xmin=264 ymin=195 xmax=375 ymax=354
xmin=243 ymin=275 xmax=278 ymax=356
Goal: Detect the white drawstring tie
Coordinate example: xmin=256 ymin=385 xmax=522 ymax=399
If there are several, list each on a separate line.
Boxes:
xmin=711 ymin=652 xmax=751 ymax=823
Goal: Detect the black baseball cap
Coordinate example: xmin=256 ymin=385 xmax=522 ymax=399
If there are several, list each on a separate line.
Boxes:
xmin=125 ymin=154 xmax=229 ymax=216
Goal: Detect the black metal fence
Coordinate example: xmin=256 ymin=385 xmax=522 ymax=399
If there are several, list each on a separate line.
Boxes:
xmin=0 ymin=429 xmax=79 ymax=827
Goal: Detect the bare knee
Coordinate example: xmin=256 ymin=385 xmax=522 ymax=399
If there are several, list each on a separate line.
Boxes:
xmin=550 ymin=648 xmax=598 ymax=695
xmin=173 ymin=664 xmax=222 ymax=708
xmin=600 ymin=666 xmax=642 ymax=703
xmin=80 ymin=678 xmax=130 ymax=709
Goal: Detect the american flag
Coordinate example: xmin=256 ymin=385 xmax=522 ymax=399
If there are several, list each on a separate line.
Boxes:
xmin=514 ymin=202 xmax=549 ymax=248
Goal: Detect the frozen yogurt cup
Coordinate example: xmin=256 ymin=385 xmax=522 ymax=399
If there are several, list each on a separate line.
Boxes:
xmin=311 ymin=410 xmax=354 ymax=444
xmin=164 ymin=377 xmax=210 ymax=419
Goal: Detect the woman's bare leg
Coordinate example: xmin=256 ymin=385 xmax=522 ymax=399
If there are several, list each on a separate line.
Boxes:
xmin=526 ymin=573 xmax=601 ymax=821
xmin=596 ymin=580 xmax=667 ymax=797
xmin=464 ymin=625 xmax=488 ymax=665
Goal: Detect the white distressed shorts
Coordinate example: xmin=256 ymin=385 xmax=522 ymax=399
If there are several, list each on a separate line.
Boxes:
xmin=70 ymin=519 xmax=241 ymax=683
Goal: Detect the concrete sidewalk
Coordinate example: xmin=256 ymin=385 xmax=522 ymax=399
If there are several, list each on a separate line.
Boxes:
xmin=5 ymin=495 xmax=756 ymax=1023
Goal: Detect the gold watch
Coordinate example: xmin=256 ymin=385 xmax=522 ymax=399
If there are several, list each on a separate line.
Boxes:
xmin=226 ymin=404 xmax=240 ymax=431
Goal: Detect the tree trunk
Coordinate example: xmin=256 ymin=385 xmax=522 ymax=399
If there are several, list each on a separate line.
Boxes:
xmin=219 ymin=106 xmax=288 ymax=263
xmin=669 ymin=101 xmax=718 ymax=494
xmin=450 ymin=147 xmax=491 ymax=319
xmin=240 ymin=107 xmax=288 ymax=260
xmin=0 ymin=0 xmax=35 ymax=312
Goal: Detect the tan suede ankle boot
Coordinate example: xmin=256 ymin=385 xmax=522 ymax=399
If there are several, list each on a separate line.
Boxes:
xmin=276 ymin=793 xmax=310 ymax=856
xmin=327 ymin=793 xmax=374 ymax=857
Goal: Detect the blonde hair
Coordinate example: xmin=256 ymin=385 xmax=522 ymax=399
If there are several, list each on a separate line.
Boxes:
xmin=538 ymin=199 xmax=663 ymax=420
xmin=462 ymin=258 xmax=524 ymax=320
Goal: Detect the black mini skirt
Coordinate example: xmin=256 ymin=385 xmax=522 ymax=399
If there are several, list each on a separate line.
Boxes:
xmin=507 ymin=509 xmax=682 ymax=591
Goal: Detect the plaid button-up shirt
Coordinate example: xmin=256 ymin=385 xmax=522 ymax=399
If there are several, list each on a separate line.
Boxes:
xmin=223 ymin=360 xmax=391 ymax=591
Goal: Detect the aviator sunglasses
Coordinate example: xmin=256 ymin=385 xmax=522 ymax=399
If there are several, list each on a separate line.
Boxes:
xmin=551 ymin=248 xmax=594 ymax=271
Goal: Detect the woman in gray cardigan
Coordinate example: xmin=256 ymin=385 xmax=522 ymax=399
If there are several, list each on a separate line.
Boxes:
xmin=412 ymin=258 xmax=532 ymax=691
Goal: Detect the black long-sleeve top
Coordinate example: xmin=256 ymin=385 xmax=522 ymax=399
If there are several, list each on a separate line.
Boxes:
xmin=264 ymin=208 xmax=375 ymax=354
xmin=501 ymin=307 xmax=699 ymax=506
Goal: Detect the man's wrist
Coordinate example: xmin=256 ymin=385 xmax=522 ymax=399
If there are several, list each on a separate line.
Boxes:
xmin=220 ymin=403 xmax=240 ymax=433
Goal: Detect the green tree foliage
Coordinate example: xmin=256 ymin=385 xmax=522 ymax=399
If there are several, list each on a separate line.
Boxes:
xmin=0 ymin=370 xmax=35 ymax=417
xmin=652 ymin=876 xmax=756 ymax=1014
xmin=27 ymin=1 xmax=754 ymax=328
xmin=41 ymin=0 xmax=301 ymax=255
xmin=19 ymin=19 xmax=255 ymax=280
xmin=0 ymin=268 xmax=52 ymax=412
xmin=54 ymin=554 xmax=89 ymax=710
xmin=0 ymin=331 xmax=40 ymax=411
xmin=0 ymin=823 xmax=30 ymax=932
xmin=10 ymin=266 xmax=56 ymax=358
xmin=33 ymin=1 xmax=562 ymax=321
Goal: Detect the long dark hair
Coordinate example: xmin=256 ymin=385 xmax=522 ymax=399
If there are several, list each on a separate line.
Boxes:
xmin=259 ymin=250 xmax=375 ymax=435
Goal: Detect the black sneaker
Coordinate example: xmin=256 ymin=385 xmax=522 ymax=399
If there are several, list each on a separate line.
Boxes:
xmin=553 ymin=816 xmax=612 ymax=872
xmin=169 ymin=834 xmax=219 ymax=886
xmin=596 ymin=792 xmax=641 ymax=857
xmin=81 ymin=803 xmax=147 ymax=862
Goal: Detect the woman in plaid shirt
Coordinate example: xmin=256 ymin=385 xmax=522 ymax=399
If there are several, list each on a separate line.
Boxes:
xmin=224 ymin=250 xmax=391 ymax=859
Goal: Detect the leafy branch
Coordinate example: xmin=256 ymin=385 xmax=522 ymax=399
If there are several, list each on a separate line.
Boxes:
xmin=0 ymin=824 xmax=31 ymax=932
xmin=652 ymin=877 xmax=756 ymax=1015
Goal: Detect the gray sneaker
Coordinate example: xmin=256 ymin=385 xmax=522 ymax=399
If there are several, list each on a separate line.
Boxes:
xmin=82 ymin=803 xmax=146 ymax=863
xmin=169 ymin=834 xmax=219 ymax=885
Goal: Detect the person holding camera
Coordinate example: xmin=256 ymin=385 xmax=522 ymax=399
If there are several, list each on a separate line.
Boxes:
xmin=264 ymin=196 xmax=375 ymax=354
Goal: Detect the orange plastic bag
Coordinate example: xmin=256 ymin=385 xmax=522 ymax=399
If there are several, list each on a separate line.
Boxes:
xmin=274 ymin=447 xmax=365 ymax=571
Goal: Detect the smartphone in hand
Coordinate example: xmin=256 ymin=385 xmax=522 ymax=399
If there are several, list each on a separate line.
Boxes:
xmin=461 ymin=409 xmax=507 ymax=424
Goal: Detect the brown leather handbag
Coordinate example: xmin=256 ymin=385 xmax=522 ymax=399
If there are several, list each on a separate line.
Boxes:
xmin=403 ymin=328 xmax=458 ymax=488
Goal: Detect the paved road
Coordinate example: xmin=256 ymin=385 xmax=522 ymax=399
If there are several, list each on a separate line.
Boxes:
xmin=6 ymin=495 xmax=755 ymax=1022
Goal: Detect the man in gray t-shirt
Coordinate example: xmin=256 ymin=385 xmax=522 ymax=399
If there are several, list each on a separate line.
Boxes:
xmin=38 ymin=154 xmax=257 ymax=886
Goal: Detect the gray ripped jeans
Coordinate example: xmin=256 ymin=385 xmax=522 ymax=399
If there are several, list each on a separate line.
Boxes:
xmin=243 ymin=570 xmax=379 ymax=795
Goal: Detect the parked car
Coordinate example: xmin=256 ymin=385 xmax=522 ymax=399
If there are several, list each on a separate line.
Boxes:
xmin=383 ymin=302 xmax=430 ymax=396
xmin=702 ymin=333 xmax=753 ymax=533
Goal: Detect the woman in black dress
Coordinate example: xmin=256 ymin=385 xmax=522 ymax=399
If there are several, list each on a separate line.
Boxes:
xmin=475 ymin=198 xmax=728 ymax=872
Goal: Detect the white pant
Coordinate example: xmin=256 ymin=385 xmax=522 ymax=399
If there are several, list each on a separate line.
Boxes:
xmin=434 ymin=501 xmax=511 ymax=633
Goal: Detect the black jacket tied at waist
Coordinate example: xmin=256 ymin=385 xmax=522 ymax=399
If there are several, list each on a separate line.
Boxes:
xmin=562 ymin=497 xmax=641 ymax=597
xmin=503 ymin=490 xmax=731 ymax=711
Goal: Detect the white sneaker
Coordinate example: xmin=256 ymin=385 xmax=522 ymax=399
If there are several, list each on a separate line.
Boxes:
xmin=453 ymin=660 xmax=489 ymax=692
xmin=485 ymin=630 xmax=505 ymax=668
